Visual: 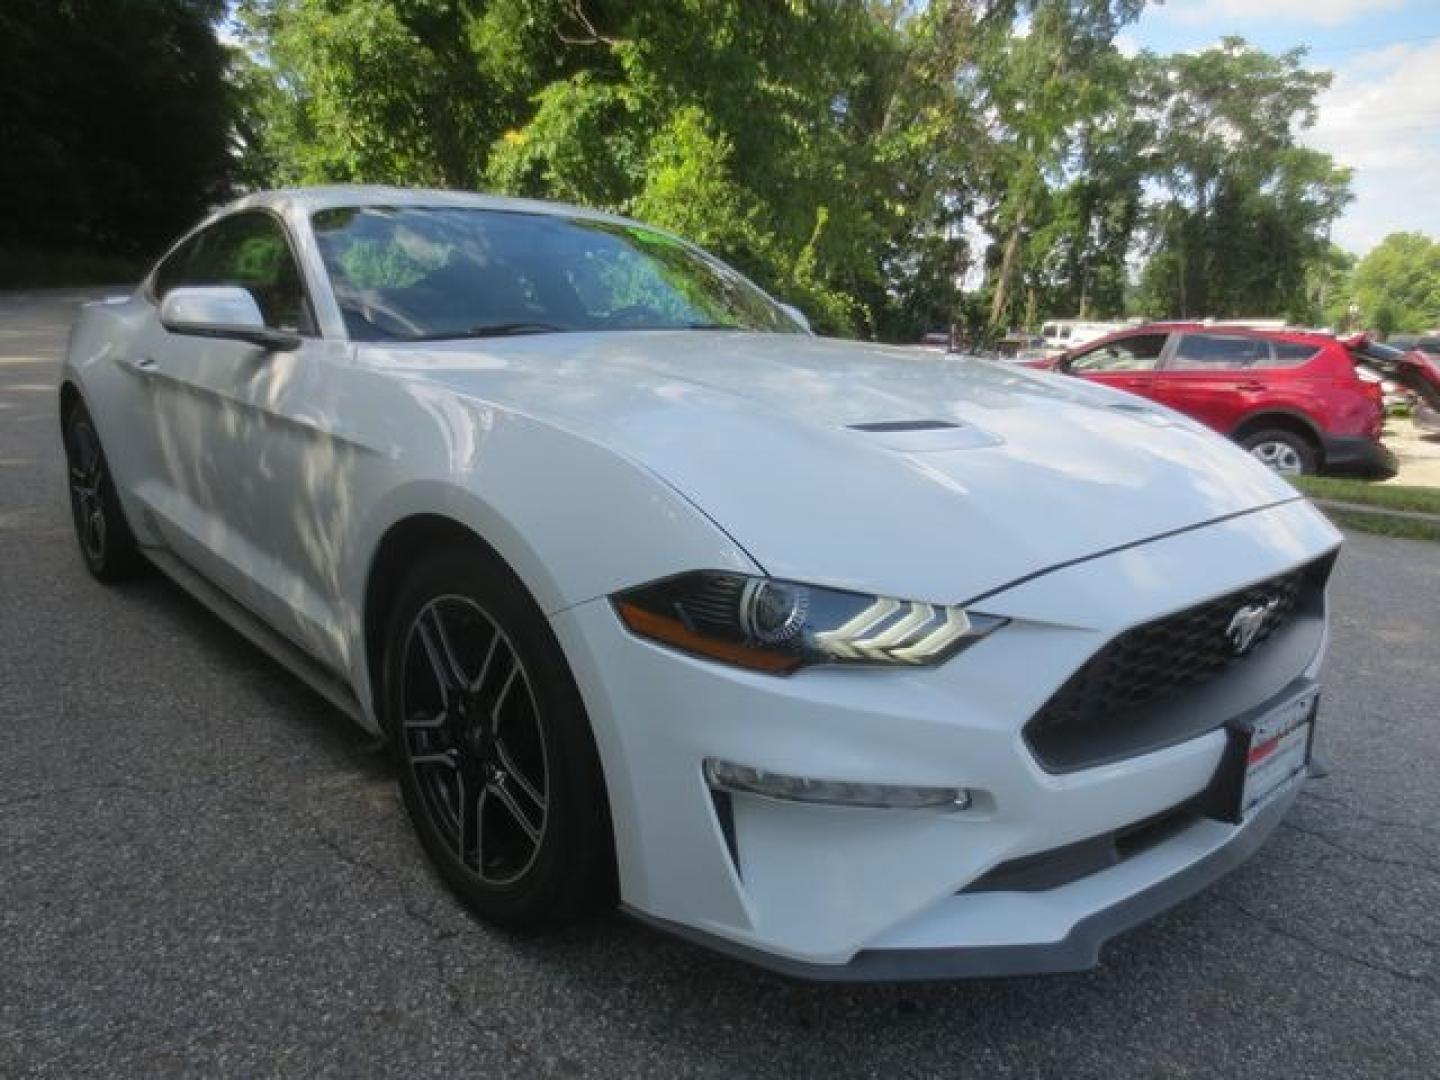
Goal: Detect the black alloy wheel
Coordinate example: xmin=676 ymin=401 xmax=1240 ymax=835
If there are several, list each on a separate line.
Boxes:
xmin=62 ymin=400 xmax=143 ymax=581
xmin=384 ymin=543 xmax=615 ymax=930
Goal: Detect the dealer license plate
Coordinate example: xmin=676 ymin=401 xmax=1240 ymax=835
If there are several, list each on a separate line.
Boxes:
xmin=1240 ymin=686 xmax=1317 ymax=815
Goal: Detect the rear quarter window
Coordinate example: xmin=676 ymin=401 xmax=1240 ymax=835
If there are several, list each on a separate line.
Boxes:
xmin=1264 ymin=342 xmax=1322 ymax=367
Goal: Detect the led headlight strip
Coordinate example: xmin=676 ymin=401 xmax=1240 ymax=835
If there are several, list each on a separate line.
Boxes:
xmin=815 ymin=599 xmax=980 ymax=663
xmin=613 ymin=571 xmax=1004 ymax=674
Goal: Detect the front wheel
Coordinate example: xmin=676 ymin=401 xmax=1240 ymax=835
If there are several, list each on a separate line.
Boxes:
xmin=62 ymin=399 xmax=144 ymax=581
xmin=1241 ymin=429 xmax=1317 ymax=476
xmin=382 ymin=543 xmax=615 ymax=931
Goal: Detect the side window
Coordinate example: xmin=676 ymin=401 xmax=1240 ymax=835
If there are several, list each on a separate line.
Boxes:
xmin=151 ymin=234 xmax=204 ymax=300
xmin=175 ymin=212 xmax=315 ymax=335
xmin=1169 ymin=334 xmax=1268 ymax=371
xmin=1069 ymin=333 xmax=1168 ymax=373
xmin=1265 ymin=341 xmax=1321 ymax=367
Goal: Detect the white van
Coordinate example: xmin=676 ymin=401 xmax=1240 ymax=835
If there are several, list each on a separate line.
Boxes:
xmin=1038 ymin=319 xmax=1125 ymax=354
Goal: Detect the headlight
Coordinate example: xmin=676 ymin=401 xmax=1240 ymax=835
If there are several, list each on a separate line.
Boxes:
xmin=612 ymin=571 xmax=1005 ymax=674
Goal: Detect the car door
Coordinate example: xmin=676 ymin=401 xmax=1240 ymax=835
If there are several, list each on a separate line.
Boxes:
xmin=133 ymin=210 xmax=356 ymax=668
xmin=1151 ymin=333 xmax=1271 ymax=433
xmin=1062 ymin=332 xmax=1170 ymax=398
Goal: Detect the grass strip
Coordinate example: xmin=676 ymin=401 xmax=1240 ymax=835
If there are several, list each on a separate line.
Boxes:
xmin=1291 ymin=475 xmax=1440 ymax=516
xmin=1323 ymin=509 xmax=1440 ymax=544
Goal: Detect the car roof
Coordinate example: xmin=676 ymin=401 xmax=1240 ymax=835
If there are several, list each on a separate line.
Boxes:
xmin=215 ymin=184 xmax=637 ymax=228
xmin=1111 ymin=322 xmax=1337 ymax=345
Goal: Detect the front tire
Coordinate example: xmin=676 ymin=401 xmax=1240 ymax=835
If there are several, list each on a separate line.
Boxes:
xmin=1240 ymin=429 xmax=1317 ymax=476
xmin=62 ymin=399 xmax=144 ymax=581
xmin=382 ymin=542 xmax=615 ymax=931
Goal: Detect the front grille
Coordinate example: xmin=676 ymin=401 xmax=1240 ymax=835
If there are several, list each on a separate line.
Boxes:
xmin=1025 ymin=556 xmax=1331 ymax=771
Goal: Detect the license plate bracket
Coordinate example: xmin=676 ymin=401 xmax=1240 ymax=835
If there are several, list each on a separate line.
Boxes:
xmin=1205 ymin=683 xmax=1318 ymax=824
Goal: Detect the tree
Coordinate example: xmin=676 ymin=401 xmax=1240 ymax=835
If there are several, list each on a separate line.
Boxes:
xmin=1300 ymin=242 xmax=1355 ymax=329
xmin=971 ymin=0 xmax=1144 ymax=331
xmin=0 ymin=0 xmax=235 ymax=259
xmin=1133 ymin=39 xmax=1351 ymax=320
xmin=232 ymin=1 xmax=1153 ymax=337
xmin=1350 ymin=233 xmax=1440 ymax=333
xmin=228 ymin=6 xmax=1352 ymax=340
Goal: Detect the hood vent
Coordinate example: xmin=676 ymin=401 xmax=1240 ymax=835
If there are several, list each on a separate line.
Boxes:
xmin=848 ymin=419 xmax=962 ymax=433
xmin=846 ymin=418 xmax=1000 ymax=453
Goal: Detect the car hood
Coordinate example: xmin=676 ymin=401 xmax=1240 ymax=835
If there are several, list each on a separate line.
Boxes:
xmin=367 ymin=331 xmax=1304 ymax=602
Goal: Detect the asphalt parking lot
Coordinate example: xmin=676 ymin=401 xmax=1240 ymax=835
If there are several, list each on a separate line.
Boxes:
xmin=2 ymin=289 xmax=1438 ymax=1079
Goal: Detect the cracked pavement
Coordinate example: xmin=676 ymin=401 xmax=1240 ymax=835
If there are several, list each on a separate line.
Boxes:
xmin=2 ymin=289 xmax=1438 ymax=1078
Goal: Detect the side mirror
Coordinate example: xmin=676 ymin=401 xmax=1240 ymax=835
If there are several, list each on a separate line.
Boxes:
xmin=779 ymin=303 xmax=812 ymax=333
xmin=159 ymin=286 xmax=300 ymax=351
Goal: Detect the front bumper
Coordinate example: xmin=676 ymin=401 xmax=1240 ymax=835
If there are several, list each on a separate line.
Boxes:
xmin=628 ymin=776 xmax=1304 ymax=980
xmin=1321 ymin=434 xmax=1398 ymax=478
xmin=550 ymin=498 xmax=1340 ymax=977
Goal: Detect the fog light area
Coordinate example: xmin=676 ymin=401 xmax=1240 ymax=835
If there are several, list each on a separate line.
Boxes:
xmin=703 ymin=758 xmax=971 ymax=811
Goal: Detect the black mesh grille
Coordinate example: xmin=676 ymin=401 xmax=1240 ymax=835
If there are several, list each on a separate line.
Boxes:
xmin=1027 ymin=562 xmax=1321 ymax=748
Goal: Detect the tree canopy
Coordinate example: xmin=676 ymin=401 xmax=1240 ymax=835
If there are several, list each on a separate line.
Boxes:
xmin=1347 ymin=233 xmax=1440 ymax=334
xmin=1130 ymin=39 xmax=1352 ymax=322
xmin=7 ymin=1 xmax=1400 ymax=336
xmin=228 ymin=2 xmax=1360 ymax=337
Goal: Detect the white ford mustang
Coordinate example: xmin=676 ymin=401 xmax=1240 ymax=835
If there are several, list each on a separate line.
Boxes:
xmin=62 ymin=186 xmax=1340 ymax=979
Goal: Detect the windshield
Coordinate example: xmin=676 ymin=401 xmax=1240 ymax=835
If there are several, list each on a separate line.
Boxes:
xmin=311 ymin=206 xmax=801 ymax=341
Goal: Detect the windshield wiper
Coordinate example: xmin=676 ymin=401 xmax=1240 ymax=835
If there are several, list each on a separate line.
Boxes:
xmin=680 ymin=321 xmax=743 ymax=330
xmin=405 ymin=322 xmax=566 ymax=342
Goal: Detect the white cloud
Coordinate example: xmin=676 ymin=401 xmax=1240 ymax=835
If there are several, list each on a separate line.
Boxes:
xmin=1160 ymin=0 xmax=1406 ymax=27
xmin=1303 ymin=40 xmax=1440 ymax=251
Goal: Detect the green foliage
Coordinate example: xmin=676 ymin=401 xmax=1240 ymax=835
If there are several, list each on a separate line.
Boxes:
xmin=226 ymin=3 xmax=1355 ymax=341
xmin=1350 ymin=233 xmax=1440 ymax=333
xmin=1130 ymin=40 xmax=1352 ymax=322
xmin=1292 ymin=476 xmax=1440 ymax=516
xmin=1322 ymin=510 xmax=1440 ymax=544
xmin=1299 ymin=244 xmax=1356 ymax=329
xmin=235 ymin=0 xmax=505 ymax=186
xmin=0 ymin=0 xmax=235 ymax=264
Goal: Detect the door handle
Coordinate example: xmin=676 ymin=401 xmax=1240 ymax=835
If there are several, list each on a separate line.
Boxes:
xmin=123 ymin=354 xmax=158 ymax=375
xmin=1235 ymin=380 xmax=1264 ymax=392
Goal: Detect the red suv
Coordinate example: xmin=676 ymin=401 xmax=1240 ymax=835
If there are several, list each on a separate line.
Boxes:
xmin=1038 ymin=323 xmax=1397 ymax=477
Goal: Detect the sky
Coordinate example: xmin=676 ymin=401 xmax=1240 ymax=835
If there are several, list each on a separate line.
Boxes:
xmin=1123 ymin=0 xmax=1440 ymax=255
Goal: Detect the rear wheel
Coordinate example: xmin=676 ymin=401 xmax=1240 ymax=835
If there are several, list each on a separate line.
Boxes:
xmin=62 ymin=399 xmax=144 ymax=581
xmin=382 ymin=543 xmax=614 ymax=930
xmin=1240 ymin=429 xmax=1317 ymax=476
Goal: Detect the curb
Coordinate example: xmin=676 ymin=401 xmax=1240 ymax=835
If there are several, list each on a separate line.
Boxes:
xmin=1309 ymin=498 xmax=1440 ymax=526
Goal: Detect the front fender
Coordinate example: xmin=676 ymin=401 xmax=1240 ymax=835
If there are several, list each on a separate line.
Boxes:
xmin=340 ymin=403 xmax=762 ymax=723
xmin=61 ymin=291 xmax=162 ymax=544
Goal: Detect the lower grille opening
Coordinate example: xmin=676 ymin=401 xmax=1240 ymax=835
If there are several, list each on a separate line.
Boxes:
xmin=961 ymin=801 xmax=1199 ymax=894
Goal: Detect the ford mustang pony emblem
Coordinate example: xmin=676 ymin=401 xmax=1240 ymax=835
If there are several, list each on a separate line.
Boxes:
xmin=1227 ymin=597 xmax=1281 ymax=655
